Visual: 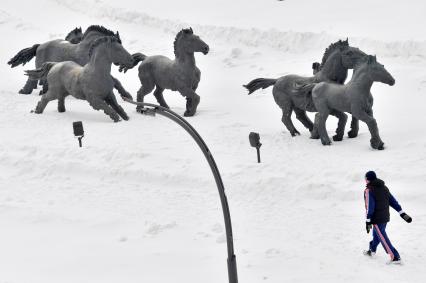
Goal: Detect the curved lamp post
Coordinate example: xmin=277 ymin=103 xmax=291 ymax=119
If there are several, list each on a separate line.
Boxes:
xmin=123 ymin=98 xmax=238 ymax=283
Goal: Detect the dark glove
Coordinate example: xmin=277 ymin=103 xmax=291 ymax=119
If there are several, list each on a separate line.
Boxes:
xmin=366 ymin=221 xmax=372 ymax=234
xmin=400 ymin=212 xmax=412 ymax=223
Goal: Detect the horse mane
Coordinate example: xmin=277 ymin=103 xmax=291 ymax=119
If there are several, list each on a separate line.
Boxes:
xmin=88 ymin=36 xmax=121 ymax=58
xmin=367 ymin=55 xmax=376 ymax=64
xmin=173 ymin=27 xmax=193 ymax=57
xmin=319 ymin=38 xmax=349 ymax=69
xmin=83 ymin=25 xmax=120 ymax=42
xmin=65 ymin=27 xmax=82 ymax=41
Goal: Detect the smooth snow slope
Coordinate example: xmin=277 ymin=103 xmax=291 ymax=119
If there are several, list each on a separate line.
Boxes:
xmin=0 ymin=1 xmax=425 ymax=283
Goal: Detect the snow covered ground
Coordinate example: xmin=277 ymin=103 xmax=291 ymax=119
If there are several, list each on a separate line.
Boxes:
xmin=1 ymin=1 xmax=426 ymax=283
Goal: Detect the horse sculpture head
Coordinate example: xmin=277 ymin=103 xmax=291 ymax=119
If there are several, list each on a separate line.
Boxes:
xmin=174 ymin=27 xmax=209 ymax=57
xmin=317 ymin=38 xmax=368 ymax=84
xmin=340 ymin=46 xmax=368 ymax=69
xmin=319 ymin=38 xmax=349 ymax=68
xmin=363 ymin=55 xmax=395 ymax=86
xmin=65 ymin=27 xmax=83 ymax=44
xmin=89 ymin=36 xmax=133 ymax=68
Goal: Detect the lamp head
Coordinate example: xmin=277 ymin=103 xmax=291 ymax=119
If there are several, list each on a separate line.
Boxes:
xmin=73 ymin=121 xmax=84 ymax=137
xmin=249 ymin=132 xmax=261 ymax=148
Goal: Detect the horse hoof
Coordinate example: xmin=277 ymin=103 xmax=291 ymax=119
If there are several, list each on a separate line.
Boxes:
xmin=291 ymin=130 xmax=300 ymax=137
xmin=310 ymin=131 xmax=320 ymax=139
xmin=378 ymin=142 xmax=385 ymax=150
xmin=121 ymin=95 xmax=133 ymax=101
xmin=321 ymin=140 xmax=332 ymax=146
xmin=333 ymin=135 xmax=343 ymax=142
xmin=124 ymin=92 xmax=133 ymax=100
xmin=19 ymin=89 xmax=31 ymax=95
xmin=184 ymin=111 xmax=195 ymax=117
xmin=348 ymin=131 xmax=358 ymax=138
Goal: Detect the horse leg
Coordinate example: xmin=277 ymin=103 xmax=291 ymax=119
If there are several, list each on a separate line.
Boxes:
xmin=39 ymin=80 xmax=49 ymax=96
xmin=19 ymin=78 xmax=38 ymax=95
xmin=34 ymin=90 xmax=58 ymax=114
xmin=111 ymin=76 xmax=133 ymax=100
xmin=57 ymin=95 xmax=66 ymax=113
xmin=317 ymin=109 xmax=332 ymax=146
xmin=153 ymin=86 xmax=169 ymax=108
xmin=353 ymin=110 xmax=384 ymax=150
xmin=281 ymin=104 xmax=300 ymax=137
xmin=136 ymin=81 xmax=155 ymax=111
xmin=330 ymin=110 xmax=348 ymax=141
xmin=294 ymin=108 xmax=314 ymax=132
xmin=187 ymin=72 xmax=200 ymax=110
xmin=348 ymin=116 xmax=359 ymax=138
xmin=180 ymin=87 xmax=200 ymax=117
xmin=87 ymin=96 xmax=121 ymax=122
xmin=310 ymin=113 xmax=320 ymax=139
xmin=105 ymin=94 xmax=129 ymax=121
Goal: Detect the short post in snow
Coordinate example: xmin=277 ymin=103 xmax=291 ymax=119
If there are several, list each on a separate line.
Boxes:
xmin=73 ymin=121 xmax=84 ymax=147
xmin=249 ymin=132 xmax=262 ymax=163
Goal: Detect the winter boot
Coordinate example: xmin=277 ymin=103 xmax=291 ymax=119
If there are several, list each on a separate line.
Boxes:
xmin=387 ymin=257 xmax=402 ymax=265
xmin=363 ymin=250 xmax=376 ymax=257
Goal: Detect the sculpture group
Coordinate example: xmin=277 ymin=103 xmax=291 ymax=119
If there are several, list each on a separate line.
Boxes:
xmin=8 ymin=25 xmax=395 ymax=150
xmin=244 ymin=39 xmax=395 ymax=150
xmin=8 ymin=25 xmax=207 ymax=119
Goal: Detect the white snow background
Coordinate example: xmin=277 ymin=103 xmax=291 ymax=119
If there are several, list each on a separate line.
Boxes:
xmin=0 ymin=0 xmax=425 ymax=282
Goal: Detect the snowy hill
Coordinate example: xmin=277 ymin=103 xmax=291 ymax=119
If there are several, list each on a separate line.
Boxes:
xmin=1 ymin=1 xmax=426 ymax=283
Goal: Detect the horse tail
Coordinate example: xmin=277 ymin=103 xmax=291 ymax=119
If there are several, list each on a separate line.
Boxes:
xmin=119 ymin=52 xmax=147 ymax=73
xmin=25 ymin=62 xmax=56 ymax=80
xmin=132 ymin=52 xmax=147 ymax=64
xmin=243 ymin=78 xmax=277 ymax=94
xmin=8 ymin=44 xmax=40 ymax=68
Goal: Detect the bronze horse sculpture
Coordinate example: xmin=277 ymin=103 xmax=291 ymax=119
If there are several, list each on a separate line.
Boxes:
xmin=8 ymin=25 xmax=132 ymax=100
xmin=120 ymin=28 xmax=209 ymax=117
xmin=244 ymin=39 xmax=367 ymax=140
xmin=25 ymin=36 xmax=134 ymax=122
xmin=310 ymin=55 xmax=395 ymax=149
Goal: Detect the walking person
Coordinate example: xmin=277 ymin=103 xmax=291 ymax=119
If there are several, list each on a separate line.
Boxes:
xmin=363 ymin=171 xmax=412 ymax=264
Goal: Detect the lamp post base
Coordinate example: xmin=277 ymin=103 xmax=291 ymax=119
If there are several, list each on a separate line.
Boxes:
xmin=228 ymin=255 xmax=238 ymax=283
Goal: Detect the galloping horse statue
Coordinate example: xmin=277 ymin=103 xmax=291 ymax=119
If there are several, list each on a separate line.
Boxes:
xmin=8 ymin=25 xmax=132 ymax=100
xmin=119 ymin=28 xmax=209 ymax=117
xmin=244 ymin=39 xmax=367 ymax=139
xmin=310 ymin=55 xmax=395 ymax=150
xmin=25 ymin=36 xmax=134 ymax=122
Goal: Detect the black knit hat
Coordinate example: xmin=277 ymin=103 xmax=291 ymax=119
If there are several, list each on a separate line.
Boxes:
xmin=365 ymin=171 xmax=377 ymax=181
